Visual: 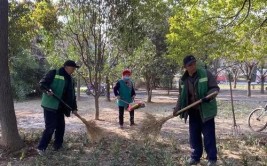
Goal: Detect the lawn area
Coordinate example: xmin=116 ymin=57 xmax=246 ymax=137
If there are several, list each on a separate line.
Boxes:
xmin=218 ymin=82 xmax=267 ymax=91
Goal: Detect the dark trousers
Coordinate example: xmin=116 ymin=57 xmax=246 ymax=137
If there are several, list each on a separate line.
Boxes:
xmin=119 ymin=106 xmax=134 ymax=125
xmin=189 ymin=114 xmax=217 ymax=161
xmin=38 ymin=108 xmax=65 ymax=150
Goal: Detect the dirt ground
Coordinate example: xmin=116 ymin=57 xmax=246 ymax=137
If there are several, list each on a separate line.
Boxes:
xmin=14 ymin=87 xmax=267 ymax=130
xmin=13 ymin=88 xmax=267 ymax=137
xmin=1 ymin=87 xmax=267 ymax=165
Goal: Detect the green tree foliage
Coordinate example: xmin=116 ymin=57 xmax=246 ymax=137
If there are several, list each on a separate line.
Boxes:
xmin=167 ymin=0 xmax=229 ymax=65
xmin=31 ymin=1 xmax=59 ymax=32
xmin=8 ymin=1 xmax=35 ymax=57
xmin=8 ymin=1 xmax=39 ymax=99
xmin=8 ymin=0 xmax=59 ymax=99
xmin=167 ymin=0 xmax=267 ymax=61
xmin=53 ymin=0 xmax=116 ymax=119
xmin=167 ymin=0 xmax=267 ymax=96
xmin=109 ymin=0 xmax=179 ymax=101
xmin=32 ymin=0 xmax=61 ymax=57
xmin=108 ymin=0 xmax=146 ymax=55
xmin=126 ymin=38 xmax=178 ymax=102
xmin=10 ymin=51 xmax=47 ymax=100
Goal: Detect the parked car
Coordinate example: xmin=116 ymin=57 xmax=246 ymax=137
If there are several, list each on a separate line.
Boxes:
xmin=216 ymin=74 xmax=227 ymax=84
xmin=86 ymin=83 xmax=106 ymax=96
xmin=255 ymin=69 xmax=267 ymax=84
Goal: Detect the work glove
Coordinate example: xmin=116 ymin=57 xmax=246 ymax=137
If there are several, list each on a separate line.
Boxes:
xmin=201 ymin=97 xmax=211 ymax=103
xmin=46 ymin=89 xmax=54 ymax=96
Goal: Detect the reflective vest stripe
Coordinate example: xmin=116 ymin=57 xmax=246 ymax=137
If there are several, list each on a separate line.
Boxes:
xmin=199 ymin=77 xmax=208 ymax=83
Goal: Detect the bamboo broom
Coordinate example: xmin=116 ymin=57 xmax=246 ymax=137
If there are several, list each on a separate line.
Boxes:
xmin=74 ymin=113 xmax=104 ymax=142
xmin=41 ymin=86 xmax=104 ymax=142
xmin=140 ymin=91 xmax=219 ymax=137
xmin=118 ymin=99 xmax=145 ymax=111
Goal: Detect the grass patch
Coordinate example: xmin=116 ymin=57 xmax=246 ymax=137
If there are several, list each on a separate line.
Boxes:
xmin=217 ymin=100 xmax=261 ymax=118
xmin=2 ymin=128 xmax=266 ymax=166
xmin=218 ymin=83 xmax=266 ymax=90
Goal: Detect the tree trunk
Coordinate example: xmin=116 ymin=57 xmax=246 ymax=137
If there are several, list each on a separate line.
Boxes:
xmin=260 ymin=76 xmax=265 ymax=94
xmin=77 ymin=74 xmax=80 ymax=101
xmin=170 ymin=78 xmax=173 ymax=90
xmin=93 ymin=75 xmax=100 ymax=120
xmin=146 ymin=79 xmax=152 ymax=102
xmin=0 ymin=0 xmax=24 ymax=151
xmin=94 ymin=96 xmax=100 ymax=120
xmin=167 ymin=78 xmax=171 ymax=95
xmin=247 ymin=81 xmax=251 ymax=97
xmin=105 ymin=76 xmax=111 ymax=102
xmin=229 ymin=75 xmax=237 ymax=127
xmin=233 ymin=78 xmax=237 ymax=89
xmin=233 ymin=72 xmax=238 ymax=89
xmin=232 ymin=69 xmax=238 ymax=89
xmin=147 ymin=89 xmax=152 ymax=102
xmin=260 ymin=82 xmax=264 ymax=94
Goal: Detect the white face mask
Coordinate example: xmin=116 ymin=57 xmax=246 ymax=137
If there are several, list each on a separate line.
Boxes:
xmin=123 ymin=76 xmax=130 ymax=80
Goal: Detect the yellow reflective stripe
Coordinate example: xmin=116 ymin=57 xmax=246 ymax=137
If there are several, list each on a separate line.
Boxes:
xmin=55 ymin=75 xmax=64 ymax=80
xmin=199 ymin=77 xmax=208 ymax=82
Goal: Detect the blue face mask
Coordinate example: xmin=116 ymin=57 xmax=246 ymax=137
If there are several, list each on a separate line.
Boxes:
xmin=123 ymin=76 xmax=130 ymax=80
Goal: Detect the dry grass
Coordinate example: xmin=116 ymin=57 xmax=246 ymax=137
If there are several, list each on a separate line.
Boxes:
xmin=3 ymin=89 xmax=266 ymax=165
xmin=2 ymin=128 xmax=265 ymax=166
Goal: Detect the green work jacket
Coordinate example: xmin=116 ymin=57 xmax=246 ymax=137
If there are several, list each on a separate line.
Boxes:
xmin=179 ymin=68 xmax=217 ymax=122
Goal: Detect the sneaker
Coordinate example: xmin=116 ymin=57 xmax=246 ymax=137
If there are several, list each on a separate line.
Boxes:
xmin=53 ymin=145 xmax=63 ymax=151
xmin=130 ymin=123 xmax=136 ymax=126
xmin=37 ymin=149 xmax=45 ymax=156
xmin=187 ymin=158 xmax=200 ymax=165
xmin=207 ymin=160 xmax=216 ymax=166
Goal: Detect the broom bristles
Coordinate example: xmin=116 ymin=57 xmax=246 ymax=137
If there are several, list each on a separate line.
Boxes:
xmin=78 ymin=116 xmax=104 ymax=142
xmin=84 ymin=120 xmax=103 ymax=142
xmin=140 ymin=113 xmax=171 ymax=138
xmin=128 ymin=102 xmax=146 ymax=112
xmin=128 ymin=104 xmax=140 ymax=111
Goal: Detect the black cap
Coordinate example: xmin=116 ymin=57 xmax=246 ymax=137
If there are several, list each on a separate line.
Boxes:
xmin=183 ymin=55 xmax=196 ymax=66
xmin=63 ymin=60 xmax=80 ymax=68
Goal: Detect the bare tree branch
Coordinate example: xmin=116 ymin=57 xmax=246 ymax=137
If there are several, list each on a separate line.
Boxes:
xmin=199 ymin=0 xmax=250 ymax=27
xmin=260 ymin=17 xmax=267 ymax=27
xmin=237 ymin=0 xmax=251 ymax=26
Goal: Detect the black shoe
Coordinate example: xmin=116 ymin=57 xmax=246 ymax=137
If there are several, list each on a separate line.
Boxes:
xmin=130 ymin=123 xmax=136 ymax=126
xmin=187 ymin=158 xmax=200 ymax=165
xmin=207 ymin=160 xmax=216 ymax=166
xmin=37 ymin=149 xmax=45 ymax=156
xmin=53 ymin=145 xmax=62 ymax=151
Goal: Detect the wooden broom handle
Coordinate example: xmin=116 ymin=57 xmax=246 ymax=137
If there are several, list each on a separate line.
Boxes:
xmin=74 ymin=112 xmax=88 ymax=124
xmin=118 ymin=99 xmax=132 ymax=104
xmin=75 ymin=112 xmax=82 ymax=119
xmin=173 ymin=91 xmax=219 ymax=117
